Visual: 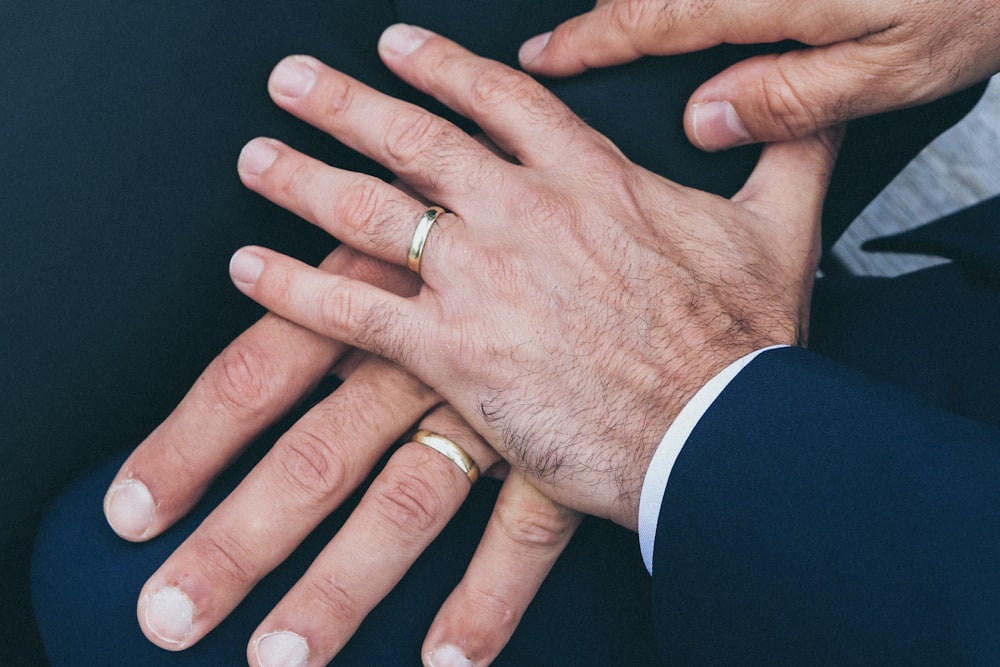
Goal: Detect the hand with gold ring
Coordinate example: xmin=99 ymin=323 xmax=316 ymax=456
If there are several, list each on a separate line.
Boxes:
xmin=104 ymin=240 xmax=580 ymax=665
xmin=229 ymin=26 xmax=839 ymax=527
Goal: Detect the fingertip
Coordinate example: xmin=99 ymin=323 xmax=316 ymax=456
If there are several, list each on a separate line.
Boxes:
xmin=251 ymin=631 xmax=310 ymax=667
xmin=425 ymin=644 xmax=474 ymax=667
xmin=230 ymin=247 xmax=266 ymax=288
xmin=104 ymin=478 xmax=156 ymax=541
xmin=517 ymin=31 xmax=551 ymax=69
xmin=269 ymin=56 xmax=318 ymax=100
xmin=238 ymin=138 xmax=279 ymax=178
xmin=378 ymin=23 xmax=433 ymax=59
xmin=139 ymin=586 xmax=196 ymax=650
xmin=687 ymin=100 xmax=752 ymax=152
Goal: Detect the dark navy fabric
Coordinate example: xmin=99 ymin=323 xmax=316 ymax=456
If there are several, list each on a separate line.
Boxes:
xmin=33 ymin=446 xmax=658 ymax=666
xmin=8 ymin=0 xmax=991 ymax=664
xmin=652 ymin=201 xmax=1000 ymax=664
xmin=863 ymin=195 xmax=1000 ymax=286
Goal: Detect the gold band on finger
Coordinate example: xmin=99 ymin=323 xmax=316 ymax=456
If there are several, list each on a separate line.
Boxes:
xmin=406 ymin=206 xmax=444 ymax=275
xmin=412 ymin=429 xmax=480 ymax=484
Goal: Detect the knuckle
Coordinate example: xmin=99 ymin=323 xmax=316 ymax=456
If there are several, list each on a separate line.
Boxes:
xmin=278 ymin=158 xmax=318 ymax=210
xmin=209 ymin=342 xmax=276 ymax=419
xmin=517 ymin=186 xmax=569 ymax=228
xmin=368 ymin=457 xmax=449 ymax=535
xmin=463 ymin=587 xmax=521 ymax=636
xmin=383 ymin=109 xmax=447 ymax=167
xmin=576 ymin=143 xmax=635 ymax=192
xmin=611 ymin=0 xmax=663 ymax=34
xmin=191 ymin=532 xmax=259 ymax=589
xmin=761 ymin=63 xmax=826 ymax=137
xmin=494 ymin=495 xmax=574 ymax=549
xmin=273 ymin=427 xmax=348 ymax=506
xmin=303 ymin=573 xmax=363 ymax=625
xmin=316 ymin=281 xmax=356 ymax=335
xmin=352 ymin=303 xmax=408 ymax=363
xmin=316 ymin=72 xmax=355 ymax=119
xmin=469 ymin=64 xmax=533 ymax=111
xmin=333 ymin=175 xmax=383 ymax=236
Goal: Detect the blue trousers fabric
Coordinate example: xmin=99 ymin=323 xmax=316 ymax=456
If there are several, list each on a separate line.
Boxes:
xmin=8 ymin=1 xmax=988 ymax=664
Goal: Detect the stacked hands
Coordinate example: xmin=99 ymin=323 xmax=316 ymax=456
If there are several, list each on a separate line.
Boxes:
xmin=99 ymin=1 xmax=1000 ymax=666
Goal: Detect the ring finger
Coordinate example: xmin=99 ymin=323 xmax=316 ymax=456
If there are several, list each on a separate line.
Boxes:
xmin=247 ymin=406 xmax=499 ymax=666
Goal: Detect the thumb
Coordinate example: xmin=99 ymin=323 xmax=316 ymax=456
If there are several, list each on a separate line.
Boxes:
xmin=733 ymin=127 xmax=844 ymax=344
xmin=685 ymin=43 xmax=903 ymax=151
xmin=519 ymin=1 xmax=672 ymax=76
xmin=733 ymin=125 xmax=844 ymax=256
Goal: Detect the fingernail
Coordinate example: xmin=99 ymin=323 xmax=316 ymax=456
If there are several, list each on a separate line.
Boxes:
xmin=380 ymin=24 xmax=431 ymax=57
xmin=230 ymin=249 xmax=264 ymax=286
xmin=270 ymin=56 xmax=316 ymax=99
xmin=104 ymin=478 xmax=155 ymax=540
xmin=254 ymin=631 xmax=310 ymax=667
xmin=518 ymin=32 xmax=551 ymax=66
xmin=427 ymin=645 xmax=474 ymax=667
xmin=690 ymin=100 xmax=751 ymax=151
xmin=144 ymin=587 xmax=195 ymax=647
xmin=239 ymin=139 xmax=279 ymax=176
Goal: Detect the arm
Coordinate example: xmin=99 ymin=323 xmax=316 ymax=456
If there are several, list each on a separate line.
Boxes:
xmin=651 ymin=346 xmax=1000 ymax=663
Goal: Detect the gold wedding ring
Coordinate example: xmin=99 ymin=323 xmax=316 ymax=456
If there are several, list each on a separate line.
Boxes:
xmin=406 ymin=206 xmax=444 ymax=275
xmin=412 ymin=429 xmax=480 ymax=484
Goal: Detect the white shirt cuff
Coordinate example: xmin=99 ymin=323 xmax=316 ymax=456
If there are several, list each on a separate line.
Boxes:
xmin=638 ymin=345 xmax=787 ymax=573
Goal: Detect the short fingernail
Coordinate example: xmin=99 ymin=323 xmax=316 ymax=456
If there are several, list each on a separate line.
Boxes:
xmin=230 ymin=249 xmax=264 ymax=286
xmin=518 ymin=32 xmax=551 ymax=66
xmin=144 ymin=587 xmax=195 ymax=647
xmin=254 ymin=631 xmax=309 ymax=667
xmin=427 ymin=645 xmax=474 ymax=667
xmin=270 ymin=56 xmax=317 ymax=99
xmin=380 ymin=23 xmax=431 ymax=57
xmin=104 ymin=478 xmax=155 ymax=540
xmin=239 ymin=139 xmax=279 ymax=176
xmin=690 ymin=100 xmax=751 ymax=151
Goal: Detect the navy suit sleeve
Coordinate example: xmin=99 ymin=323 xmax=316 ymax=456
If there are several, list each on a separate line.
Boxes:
xmin=651 ymin=346 xmax=1000 ymax=664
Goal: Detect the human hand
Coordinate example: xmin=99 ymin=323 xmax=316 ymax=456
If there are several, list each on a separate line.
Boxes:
xmin=517 ymin=0 xmax=1000 ymax=150
xmin=104 ymin=242 xmax=580 ymax=666
xmin=227 ymin=26 xmax=840 ymax=530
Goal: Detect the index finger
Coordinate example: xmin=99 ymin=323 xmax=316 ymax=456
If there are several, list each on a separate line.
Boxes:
xmin=520 ymin=0 xmax=897 ymax=76
xmin=377 ymin=25 xmax=597 ymax=168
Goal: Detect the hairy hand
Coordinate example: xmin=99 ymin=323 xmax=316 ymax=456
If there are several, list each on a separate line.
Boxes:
xmin=228 ymin=26 xmax=840 ymax=529
xmin=518 ymin=0 xmax=1000 ymax=150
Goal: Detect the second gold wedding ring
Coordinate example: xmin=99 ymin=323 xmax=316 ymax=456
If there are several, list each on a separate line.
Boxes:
xmin=412 ymin=429 xmax=480 ymax=484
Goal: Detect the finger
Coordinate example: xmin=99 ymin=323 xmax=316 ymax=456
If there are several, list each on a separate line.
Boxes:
xmin=135 ymin=357 xmax=439 ymax=650
xmin=734 ymin=126 xmax=843 ymax=244
xmin=422 ymin=472 xmax=581 ymax=667
xmin=238 ymin=138 xmax=445 ymax=266
xmin=229 ymin=246 xmax=433 ymax=379
xmin=519 ymin=0 xmax=881 ymax=77
xmin=104 ymin=245 xmax=407 ymax=542
xmin=732 ymin=127 xmax=844 ymax=339
xmin=264 ymin=54 xmax=499 ymax=204
xmin=247 ymin=407 xmax=500 ymax=667
xmin=684 ymin=40 xmax=928 ymax=150
xmin=378 ymin=25 xmax=594 ymax=167
xmin=518 ymin=0 xmax=665 ymax=76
